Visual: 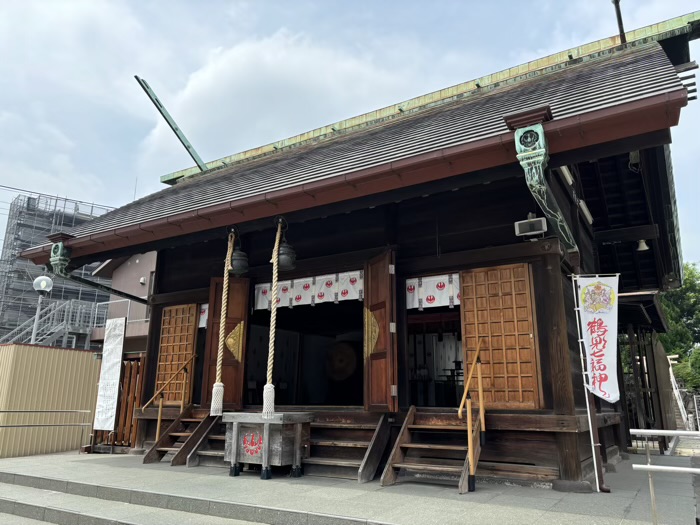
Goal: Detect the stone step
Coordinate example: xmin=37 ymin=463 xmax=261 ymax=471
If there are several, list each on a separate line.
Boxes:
xmin=0 ymin=512 xmax=45 ymax=524
xmin=0 ymin=471 xmax=395 ymax=525
xmin=0 ymin=482 xmax=256 ymax=525
xmin=197 ymin=450 xmax=225 ymax=457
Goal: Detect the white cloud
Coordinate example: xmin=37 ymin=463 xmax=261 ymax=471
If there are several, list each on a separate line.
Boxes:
xmin=0 ymin=111 xmax=105 ymax=203
xmin=0 ymin=0 xmax=697 ymax=263
xmin=136 ymin=30 xmax=465 ymax=195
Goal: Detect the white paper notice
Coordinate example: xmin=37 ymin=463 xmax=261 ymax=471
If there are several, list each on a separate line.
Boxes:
xmin=93 ymin=317 xmax=126 ymax=431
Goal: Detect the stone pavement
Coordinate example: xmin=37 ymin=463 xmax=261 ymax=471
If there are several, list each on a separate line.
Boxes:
xmin=0 ymin=451 xmax=695 ymax=525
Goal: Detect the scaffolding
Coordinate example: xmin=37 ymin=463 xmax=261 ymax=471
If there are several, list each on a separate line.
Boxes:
xmin=0 ymin=193 xmax=113 ymax=343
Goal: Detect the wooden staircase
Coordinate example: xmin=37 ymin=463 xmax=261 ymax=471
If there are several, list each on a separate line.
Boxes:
xmin=380 ymin=406 xmax=483 ymax=493
xmin=187 ymin=416 xmax=228 ymax=467
xmin=382 ymin=339 xmax=487 ymax=493
xmin=143 ymin=407 xmax=212 ymax=465
xmin=303 ymin=412 xmax=391 ymax=482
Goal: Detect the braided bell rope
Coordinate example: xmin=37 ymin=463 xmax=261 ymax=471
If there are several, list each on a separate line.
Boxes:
xmin=262 ymin=221 xmax=283 ymax=418
xmin=210 ymin=231 xmax=235 ymax=416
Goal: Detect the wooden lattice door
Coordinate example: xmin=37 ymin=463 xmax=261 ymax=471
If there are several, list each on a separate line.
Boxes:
xmin=460 ymin=263 xmax=541 ymax=409
xmin=156 ymin=304 xmax=198 ymax=406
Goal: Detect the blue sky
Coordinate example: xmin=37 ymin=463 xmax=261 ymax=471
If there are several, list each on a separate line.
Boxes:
xmin=0 ymin=0 xmax=698 ymax=261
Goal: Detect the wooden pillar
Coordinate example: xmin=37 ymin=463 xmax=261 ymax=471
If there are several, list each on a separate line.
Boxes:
xmin=538 ymin=254 xmax=581 ymax=481
xmin=614 ymin=338 xmax=630 ymax=452
xmin=643 ymin=330 xmax=666 ymax=452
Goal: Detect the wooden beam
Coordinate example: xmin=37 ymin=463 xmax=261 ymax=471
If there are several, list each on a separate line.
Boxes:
xmin=594 ymin=224 xmax=659 ymax=243
xmin=149 ymin=288 xmax=210 ymax=306
xmin=549 ymin=129 xmax=671 ymax=169
xmin=485 ymin=413 xmax=582 ymax=432
xmin=399 ymin=239 xmax=562 ymax=275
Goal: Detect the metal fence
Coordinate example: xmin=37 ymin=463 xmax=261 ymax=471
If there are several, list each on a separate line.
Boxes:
xmin=630 ymin=428 xmax=700 ymax=525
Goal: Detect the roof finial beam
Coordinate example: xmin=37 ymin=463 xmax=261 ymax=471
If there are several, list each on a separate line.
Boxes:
xmin=135 ymin=75 xmax=208 ymax=174
xmin=612 ymin=0 xmax=627 ymax=44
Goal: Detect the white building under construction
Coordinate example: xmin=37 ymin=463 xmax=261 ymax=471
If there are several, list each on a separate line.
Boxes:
xmin=0 ymin=193 xmax=112 ymax=347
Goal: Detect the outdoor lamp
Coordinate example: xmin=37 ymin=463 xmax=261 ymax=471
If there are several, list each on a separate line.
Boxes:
xmin=30 ymin=275 xmax=53 ymax=344
xmin=32 ymin=275 xmax=53 ymax=295
xmin=636 ymin=239 xmax=650 ymax=252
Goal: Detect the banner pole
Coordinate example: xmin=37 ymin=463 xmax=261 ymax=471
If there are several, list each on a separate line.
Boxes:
xmin=572 ymin=275 xmax=603 ymax=493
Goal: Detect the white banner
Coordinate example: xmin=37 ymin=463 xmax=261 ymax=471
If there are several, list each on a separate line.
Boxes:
xmin=315 ymin=274 xmax=337 ymax=305
xmin=198 ymin=303 xmax=209 ymax=328
xmin=254 ymin=271 xmax=364 ymax=310
xmin=93 ymin=317 xmax=126 ymax=431
xmin=575 ymin=276 xmax=620 ymax=403
xmin=406 ymin=274 xmax=460 ymax=310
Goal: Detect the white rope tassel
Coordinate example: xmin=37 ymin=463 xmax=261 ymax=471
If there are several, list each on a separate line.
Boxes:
xmin=211 ymin=232 xmax=235 ymax=417
xmin=262 ymin=383 xmax=275 ymax=418
xmin=262 ymin=222 xmax=283 ymax=419
xmin=211 ymin=383 xmax=224 ymax=416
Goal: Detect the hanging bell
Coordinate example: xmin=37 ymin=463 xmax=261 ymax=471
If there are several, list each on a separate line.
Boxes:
xmin=278 ymin=237 xmax=296 ymax=272
xmin=230 ymin=246 xmax=249 ymax=276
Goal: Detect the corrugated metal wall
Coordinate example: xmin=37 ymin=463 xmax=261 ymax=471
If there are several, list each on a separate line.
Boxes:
xmin=0 ymin=344 xmax=100 ymax=458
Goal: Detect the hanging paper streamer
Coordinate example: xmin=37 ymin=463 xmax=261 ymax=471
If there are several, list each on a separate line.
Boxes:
xmin=574 ymin=275 xmax=620 ymax=403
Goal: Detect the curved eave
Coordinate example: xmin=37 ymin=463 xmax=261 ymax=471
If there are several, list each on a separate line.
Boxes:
xmin=21 ymin=89 xmax=688 ymax=266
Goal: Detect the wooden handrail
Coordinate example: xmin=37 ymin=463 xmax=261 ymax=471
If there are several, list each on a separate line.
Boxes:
xmin=142 ymin=354 xmax=194 ymax=412
xmin=458 ymin=338 xmax=485 ymax=419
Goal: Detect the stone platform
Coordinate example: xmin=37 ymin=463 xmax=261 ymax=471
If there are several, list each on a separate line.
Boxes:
xmin=0 ymin=452 xmax=695 ymax=524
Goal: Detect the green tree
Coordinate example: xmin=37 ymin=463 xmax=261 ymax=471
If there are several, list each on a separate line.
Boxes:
xmin=673 ymin=350 xmax=700 ymax=391
xmin=659 ymin=262 xmax=700 ymax=356
xmin=660 ymin=262 xmax=700 ymax=390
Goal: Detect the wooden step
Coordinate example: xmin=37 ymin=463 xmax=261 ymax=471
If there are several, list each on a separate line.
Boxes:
xmin=311 ymin=439 xmax=371 ymax=448
xmin=393 ymin=462 xmax=463 ymax=474
xmin=197 ymin=450 xmax=225 ymax=457
xmin=169 ymin=432 xmax=192 ymax=438
xmin=408 ymin=425 xmax=468 ymax=431
xmin=401 ymin=443 xmax=468 ymax=452
xmin=180 ymin=418 xmax=204 ymax=424
xmin=208 ymin=435 xmax=225 ymax=441
xmin=156 ymin=446 xmax=181 ymax=453
xmin=311 ymin=422 xmax=376 ymax=430
xmin=303 ymin=457 xmax=362 ymax=467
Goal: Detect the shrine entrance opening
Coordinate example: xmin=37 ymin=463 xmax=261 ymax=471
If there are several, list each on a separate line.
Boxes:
xmin=407 ymin=306 xmax=463 ymax=407
xmin=246 ymin=299 xmax=364 ymax=407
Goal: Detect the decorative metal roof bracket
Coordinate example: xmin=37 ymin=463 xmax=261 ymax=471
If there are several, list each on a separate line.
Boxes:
xmin=514 ymin=124 xmax=579 ymax=253
xmin=48 ymin=241 xmax=149 ymax=305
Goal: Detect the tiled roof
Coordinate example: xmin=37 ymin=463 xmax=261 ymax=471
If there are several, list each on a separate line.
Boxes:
xmin=69 ymin=42 xmax=683 ymax=239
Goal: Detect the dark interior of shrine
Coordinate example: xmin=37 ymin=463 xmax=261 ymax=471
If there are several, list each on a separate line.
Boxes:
xmin=246 ymin=300 xmax=364 ymax=406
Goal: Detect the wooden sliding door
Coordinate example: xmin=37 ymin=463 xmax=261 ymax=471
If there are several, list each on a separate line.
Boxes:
xmin=155 ymin=304 xmax=198 ymax=406
xmin=460 ymin=263 xmax=541 ymax=409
